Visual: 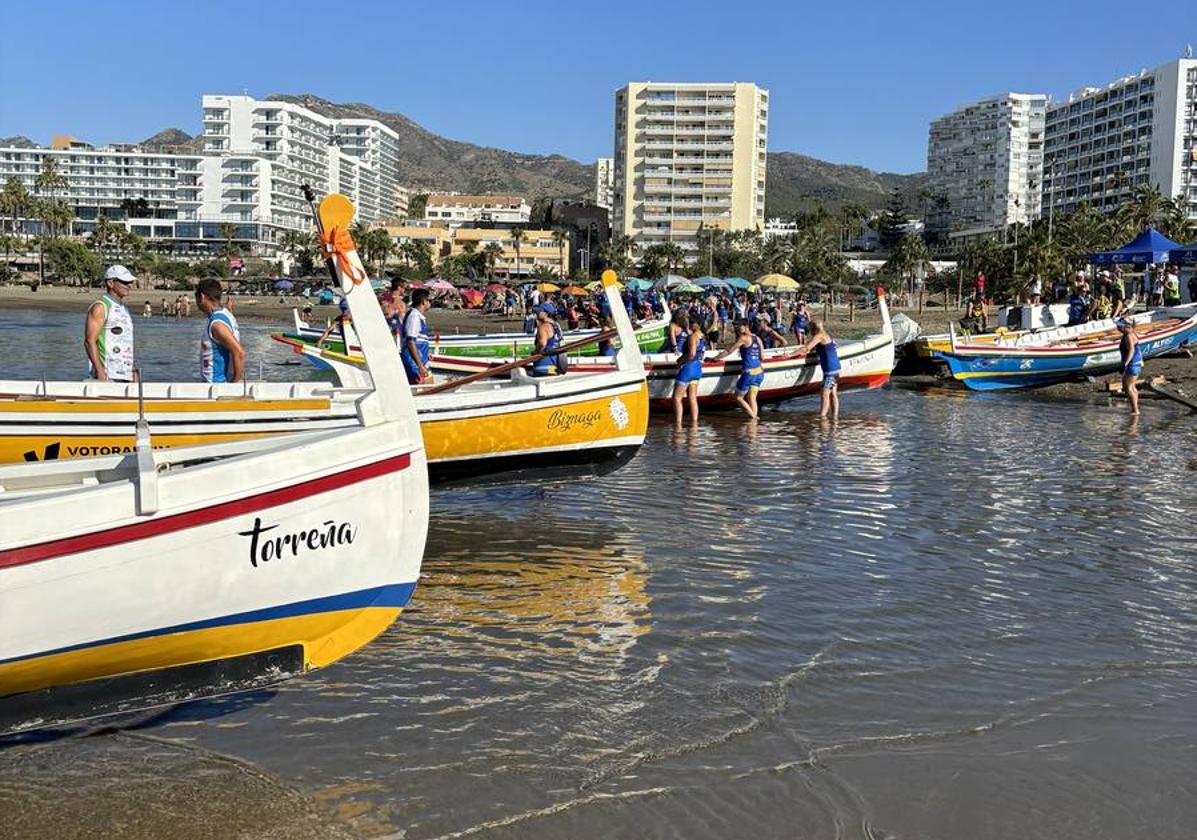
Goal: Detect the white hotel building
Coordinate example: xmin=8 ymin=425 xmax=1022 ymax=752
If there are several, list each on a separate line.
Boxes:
xmin=0 ymin=94 xmax=403 ymax=258
xmin=926 ymin=93 xmax=1047 ymax=241
xmin=611 ymin=82 xmax=768 ymax=256
xmin=1042 ymin=57 xmax=1197 ymax=220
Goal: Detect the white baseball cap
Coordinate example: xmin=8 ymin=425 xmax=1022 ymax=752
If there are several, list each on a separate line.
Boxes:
xmin=104 ymin=264 xmax=135 ymax=284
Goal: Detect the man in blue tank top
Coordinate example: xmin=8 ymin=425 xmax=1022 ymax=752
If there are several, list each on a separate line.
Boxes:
xmin=799 ymin=320 xmax=841 ymax=418
xmin=195 ymin=278 xmax=244 ymax=383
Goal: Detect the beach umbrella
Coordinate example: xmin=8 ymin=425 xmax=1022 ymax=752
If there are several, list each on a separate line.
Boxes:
xmin=485 ymin=282 xmax=508 ymax=292
xmin=273 ymin=279 xmax=293 ymax=290
xmin=695 ymin=276 xmax=730 ymax=289
xmin=459 ymin=289 xmax=484 ymax=307
xmin=369 ymin=278 xmax=386 ymax=290
xmin=757 ymin=273 xmax=799 ymax=290
xmin=585 ymin=278 xmax=623 ymax=291
xmin=623 ymin=277 xmax=653 ymax=291
xmin=653 ymin=275 xmax=690 ymax=290
xmin=675 ymin=283 xmax=705 ymax=294
xmin=426 ymin=279 xmax=456 ymax=291
xmin=724 ymin=277 xmax=750 ymax=289
xmin=562 ymin=285 xmax=588 ymax=295
xmin=537 ymin=282 xmax=561 ymax=293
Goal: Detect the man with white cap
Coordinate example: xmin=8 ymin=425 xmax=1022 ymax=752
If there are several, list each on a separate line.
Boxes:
xmin=84 ymin=264 xmax=136 ymax=382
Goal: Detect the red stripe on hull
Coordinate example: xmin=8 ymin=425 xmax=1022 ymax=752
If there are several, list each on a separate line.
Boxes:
xmin=0 ymin=453 xmax=412 ymax=570
xmin=649 ymin=372 xmax=890 ymax=411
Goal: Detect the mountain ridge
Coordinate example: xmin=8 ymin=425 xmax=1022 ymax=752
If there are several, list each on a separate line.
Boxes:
xmin=98 ymin=94 xmax=930 ymax=217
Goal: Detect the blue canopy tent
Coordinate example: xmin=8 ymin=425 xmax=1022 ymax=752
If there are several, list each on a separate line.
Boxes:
xmin=1171 ymin=242 xmax=1197 ymax=264
xmin=1089 ymin=227 xmax=1181 ymax=265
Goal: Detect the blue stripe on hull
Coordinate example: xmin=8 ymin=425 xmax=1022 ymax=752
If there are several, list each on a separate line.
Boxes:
xmin=1 ymin=581 xmax=418 ymax=667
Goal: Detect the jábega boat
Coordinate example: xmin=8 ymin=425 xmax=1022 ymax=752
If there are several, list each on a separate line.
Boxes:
xmin=936 ymin=303 xmax=1197 ymax=390
xmin=0 ymin=192 xmax=429 ymax=734
xmin=431 ymin=289 xmax=896 ymax=411
xmin=287 ymin=301 xmax=670 ymax=360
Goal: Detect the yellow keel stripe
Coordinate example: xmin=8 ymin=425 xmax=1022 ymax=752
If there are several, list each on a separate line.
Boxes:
xmin=0 ymin=606 xmax=401 ymax=697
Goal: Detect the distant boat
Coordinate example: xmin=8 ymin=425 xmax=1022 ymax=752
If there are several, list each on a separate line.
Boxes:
xmin=0 ymin=193 xmax=429 ymax=735
xmin=936 ymin=304 xmax=1197 ymax=391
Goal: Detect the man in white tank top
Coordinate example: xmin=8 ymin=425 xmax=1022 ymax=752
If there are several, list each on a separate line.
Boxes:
xmin=84 ymin=264 xmax=136 ymax=382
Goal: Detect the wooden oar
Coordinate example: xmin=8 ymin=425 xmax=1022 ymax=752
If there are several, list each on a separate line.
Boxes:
xmin=418 ymin=328 xmax=618 ymax=397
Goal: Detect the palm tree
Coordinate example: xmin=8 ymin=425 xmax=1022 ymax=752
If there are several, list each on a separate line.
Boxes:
xmin=89 ymin=213 xmax=115 ymax=263
xmin=1159 ymin=194 xmax=1195 ymax=244
xmin=482 ymin=242 xmax=503 ymax=280
xmin=551 ymin=228 xmax=569 ymax=279
xmin=1118 ymin=184 xmax=1164 ymax=236
xmin=1 ymin=177 xmax=32 ymax=272
xmin=33 ymin=158 xmax=69 ymax=288
xmin=219 ymin=222 xmax=238 ymax=262
xmin=883 ymin=232 xmax=931 ymax=294
xmin=507 ymin=227 xmax=526 ymax=281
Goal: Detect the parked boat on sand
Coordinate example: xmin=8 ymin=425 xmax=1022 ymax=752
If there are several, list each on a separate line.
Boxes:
xmin=0 ymin=192 xmax=429 ymax=735
xmin=936 ymin=304 xmax=1197 ymax=391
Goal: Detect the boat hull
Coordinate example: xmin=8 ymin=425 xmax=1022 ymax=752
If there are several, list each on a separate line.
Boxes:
xmin=0 ymin=426 xmax=428 ymax=733
xmin=940 ymin=310 xmax=1197 ymax=391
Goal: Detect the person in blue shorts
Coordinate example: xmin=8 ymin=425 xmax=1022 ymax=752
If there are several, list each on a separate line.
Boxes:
xmin=1118 ymin=318 xmax=1142 ymax=415
xmin=717 ymin=322 xmax=765 ymax=419
xmin=671 ymin=315 xmax=706 ymax=426
xmin=790 ymin=301 xmax=809 ymax=343
xmin=800 ymin=320 xmax=841 ymax=418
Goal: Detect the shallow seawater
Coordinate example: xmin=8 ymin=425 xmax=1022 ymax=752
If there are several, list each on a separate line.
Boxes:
xmin=2 ymin=308 xmax=1196 ymax=839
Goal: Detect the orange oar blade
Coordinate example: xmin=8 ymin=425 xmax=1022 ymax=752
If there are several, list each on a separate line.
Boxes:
xmin=318 ymin=193 xmax=355 ymax=233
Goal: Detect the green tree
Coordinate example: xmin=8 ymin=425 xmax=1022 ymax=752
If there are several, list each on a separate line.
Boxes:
xmin=360 ymin=227 xmax=394 ymax=277
xmin=481 ymin=241 xmax=503 ymax=280
xmin=279 ymin=229 xmax=316 ymax=276
xmin=1159 ymin=194 xmax=1195 ymax=244
xmin=33 ymin=158 xmax=70 ymax=289
xmin=552 ymin=227 xmax=570 ymax=279
xmin=882 ymin=232 xmax=931 ymax=293
xmin=1 ymin=177 xmax=33 ymax=270
xmin=44 ymin=238 xmax=101 ymax=285
xmin=508 ymin=227 xmax=526 ymax=281
xmin=877 ymin=189 xmax=909 ymax=251
xmin=219 ymin=222 xmax=239 ymax=261
xmin=407 ymin=193 xmax=429 ymax=219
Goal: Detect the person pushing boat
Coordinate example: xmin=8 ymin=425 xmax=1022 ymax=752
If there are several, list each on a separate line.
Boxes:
xmin=401 ymin=288 xmax=432 ymax=384
xmin=800 ymin=321 xmax=841 ymax=418
xmin=84 ymin=264 xmax=136 ymax=382
xmin=659 ymin=311 xmax=687 ymax=354
xmin=531 ymin=304 xmax=566 ymax=376
xmin=1118 ymin=318 xmax=1142 ymax=415
xmin=716 ymin=322 xmax=765 ymax=419
xmin=671 ymin=317 xmax=706 ymax=425
xmin=195 ymin=278 xmax=244 ymax=384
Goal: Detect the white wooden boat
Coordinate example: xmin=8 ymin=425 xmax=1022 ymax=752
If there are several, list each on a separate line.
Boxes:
xmin=431 ymin=290 xmax=896 ymax=411
xmin=0 ymin=272 xmax=649 ymax=485
xmin=0 ymin=193 xmax=429 ymax=734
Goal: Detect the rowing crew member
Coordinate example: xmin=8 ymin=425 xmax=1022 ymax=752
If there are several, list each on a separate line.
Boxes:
xmin=400 ymin=288 xmax=432 ymax=384
xmin=790 ymin=301 xmax=809 ymax=344
xmin=671 ymin=315 xmax=705 ymax=426
xmin=196 ymin=278 xmax=244 ymax=384
xmin=531 ymin=303 xmax=566 ymax=376
xmin=1118 ymin=318 xmax=1142 ymax=416
xmin=799 ymin=321 xmax=841 ymax=418
xmin=317 ymin=295 xmax=351 ymax=349
xmin=659 ymin=311 xmax=687 ymax=354
xmin=84 ymin=264 xmax=136 ymax=382
xmin=716 ymin=322 xmax=765 ymax=419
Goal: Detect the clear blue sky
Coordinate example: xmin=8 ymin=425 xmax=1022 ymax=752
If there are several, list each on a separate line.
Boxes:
xmin=1 ymin=0 xmax=1193 ymax=174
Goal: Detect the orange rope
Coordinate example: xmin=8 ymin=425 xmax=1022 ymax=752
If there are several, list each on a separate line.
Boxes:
xmin=320 ymin=227 xmax=368 ymax=285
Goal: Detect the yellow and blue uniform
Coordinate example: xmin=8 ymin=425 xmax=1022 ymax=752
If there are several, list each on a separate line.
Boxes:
xmin=531 ymin=321 xmax=564 ymax=376
xmin=675 ymin=332 xmax=705 ymax=386
xmin=1121 ymin=333 xmax=1143 ymax=377
xmin=400 ymin=308 xmax=430 ymax=384
xmin=736 ymin=334 xmax=765 ymax=394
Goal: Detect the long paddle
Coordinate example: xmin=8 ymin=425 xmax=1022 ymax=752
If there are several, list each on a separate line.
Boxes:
xmin=418 ymin=328 xmax=619 ymax=397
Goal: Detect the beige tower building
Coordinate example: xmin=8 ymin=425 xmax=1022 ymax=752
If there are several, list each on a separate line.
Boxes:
xmin=611 ymin=82 xmax=768 ymax=256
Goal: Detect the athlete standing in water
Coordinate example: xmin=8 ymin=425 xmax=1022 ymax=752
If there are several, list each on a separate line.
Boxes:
xmin=716 ymin=322 xmax=765 ymax=419
xmin=800 ymin=321 xmax=841 ymax=418
xmin=671 ymin=316 xmax=705 ymax=426
xmin=1118 ymin=318 xmax=1142 ymax=415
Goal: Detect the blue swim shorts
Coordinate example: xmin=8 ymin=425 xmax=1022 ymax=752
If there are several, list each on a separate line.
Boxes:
xmin=822 ymin=371 xmax=841 ymax=391
xmin=736 ymin=370 xmax=764 ymax=394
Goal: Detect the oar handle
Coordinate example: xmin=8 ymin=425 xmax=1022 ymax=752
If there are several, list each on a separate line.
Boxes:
xmin=418 ymin=328 xmax=619 ymax=397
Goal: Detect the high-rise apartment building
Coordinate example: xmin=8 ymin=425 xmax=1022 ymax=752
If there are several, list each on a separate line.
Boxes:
xmin=594 ymin=157 xmax=614 ymax=209
xmin=611 ymin=82 xmax=768 ymax=255
xmin=0 ymin=94 xmax=402 ymax=259
xmin=926 ymin=93 xmax=1047 ymax=240
xmin=1043 ymin=57 xmax=1197 ymax=220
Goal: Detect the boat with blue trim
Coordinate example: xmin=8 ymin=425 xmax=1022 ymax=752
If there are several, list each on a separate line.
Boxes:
xmin=936 ymin=304 xmax=1197 ymax=391
xmin=0 ymin=192 xmax=430 ymax=734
